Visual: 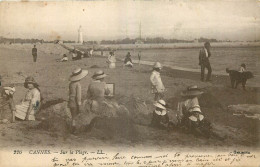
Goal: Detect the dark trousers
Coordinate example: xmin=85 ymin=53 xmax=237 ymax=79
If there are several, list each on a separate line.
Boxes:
xmin=33 ymin=55 xmax=37 ymax=62
xmin=200 ymin=62 xmax=212 ymax=81
xmin=154 ymin=92 xmax=164 ymax=101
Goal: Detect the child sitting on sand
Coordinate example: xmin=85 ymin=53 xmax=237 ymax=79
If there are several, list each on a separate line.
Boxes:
xmin=177 ymin=85 xmax=214 ymax=138
xmin=151 ymin=99 xmax=169 ymax=130
xmin=239 ymin=63 xmax=246 ymax=72
xmin=57 ymin=54 xmax=68 ymax=62
xmin=15 ymin=77 xmax=41 ymax=121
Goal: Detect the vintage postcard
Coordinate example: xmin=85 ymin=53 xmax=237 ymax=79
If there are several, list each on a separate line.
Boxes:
xmin=0 ymin=0 xmax=259 ymax=166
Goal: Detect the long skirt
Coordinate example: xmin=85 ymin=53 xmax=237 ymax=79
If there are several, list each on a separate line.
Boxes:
xmin=108 ymin=63 xmax=116 ymax=69
xmin=15 ymin=102 xmax=35 ymax=120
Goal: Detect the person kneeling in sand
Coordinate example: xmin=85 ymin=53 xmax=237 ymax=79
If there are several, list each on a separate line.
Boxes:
xmin=124 ymin=52 xmax=133 ymax=68
xmin=68 ymin=67 xmax=89 ymax=132
xmin=177 ymin=85 xmax=213 ymax=137
xmin=151 ymin=99 xmax=170 ymax=129
xmin=57 ymin=54 xmax=68 ymax=62
xmin=0 ymin=78 xmax=16 ymax=123
xmin=15 ymin=77 xmax=41 ymax=121
xmin=150 ymin=62 xmax=165 ymax=101
xmin=86 ymin=70 xmax=111 ymax=114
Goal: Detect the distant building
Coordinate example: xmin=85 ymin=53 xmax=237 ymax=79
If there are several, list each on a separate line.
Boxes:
xmin=78 ymin=25 xmax=83 ymax=44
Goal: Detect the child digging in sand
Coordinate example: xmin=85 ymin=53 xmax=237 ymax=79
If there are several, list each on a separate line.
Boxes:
xmin=151 ymin=99 xmax=169 ymax=130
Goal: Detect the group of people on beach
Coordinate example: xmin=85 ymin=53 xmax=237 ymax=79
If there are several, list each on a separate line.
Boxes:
xmin=149 ymin=60 xmax=212 ymax=137
xmin=0 ymin=41 xmax=249 ymax=139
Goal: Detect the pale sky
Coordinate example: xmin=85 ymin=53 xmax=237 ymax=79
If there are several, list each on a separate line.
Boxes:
xmin=0 ymin=0 xmax=259 ymax=41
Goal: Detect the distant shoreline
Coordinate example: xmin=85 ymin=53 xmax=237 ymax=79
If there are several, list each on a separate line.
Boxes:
xmin=68 ymin=42 xmax=260 ymax=50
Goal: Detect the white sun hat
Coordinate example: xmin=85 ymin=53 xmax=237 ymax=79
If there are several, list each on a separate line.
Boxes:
xmin=154 ymin=99 xmax=167 ymax=110
xmin=154 ymin=62 xmax=162 ymax=69
xmin=92 ymin=70 xmax=108 ymax=80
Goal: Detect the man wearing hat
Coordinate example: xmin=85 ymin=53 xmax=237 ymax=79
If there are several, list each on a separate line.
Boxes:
xmin=151 ymin=99 xmax=169 ymax=129
xmin=86 ymin=70 xmax=110 ymax=113
xmin=150 ymin=62 xmax=165 ymax=101
xmin=199 ymin=42 xmax=212 ymax=82
xmin=69 ymin=67 xmax=88 ymax=131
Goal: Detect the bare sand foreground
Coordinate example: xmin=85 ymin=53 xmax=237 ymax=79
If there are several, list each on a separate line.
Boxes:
xmin=0 ymin=44 xmax=259 ymax=152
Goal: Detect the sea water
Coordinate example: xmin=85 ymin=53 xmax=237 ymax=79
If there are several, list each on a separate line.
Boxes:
xmin=116 ymin=47 xmax=260 ymax=86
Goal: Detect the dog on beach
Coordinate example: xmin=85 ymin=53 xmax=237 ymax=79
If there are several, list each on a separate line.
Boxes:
xmin=226 ymin=68 xmax=254 ymax=90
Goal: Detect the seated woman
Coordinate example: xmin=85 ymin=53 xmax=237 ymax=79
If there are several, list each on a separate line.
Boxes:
xmin=107 ymin=51 xmax=116 ymax=69
xmin=177 ymin=85 xmax=212 ymax=137
xmin=15 ymin=77 xmax=41 ymax=121
xmin=86 ymin=70 xmax=111 ymax=115
xmin=151 ymin=99 xmax=169 ymax=129
xmin=124 ymin=52 xmax=133 ymax=68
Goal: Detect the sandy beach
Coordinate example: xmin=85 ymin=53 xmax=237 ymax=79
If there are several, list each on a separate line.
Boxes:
xmin=0 ymin=43 xmax=259 ymax=151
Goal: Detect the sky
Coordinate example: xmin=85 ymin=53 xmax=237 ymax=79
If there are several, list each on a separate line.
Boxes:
xmin=0 ymin=0 xmax=259 ymax=41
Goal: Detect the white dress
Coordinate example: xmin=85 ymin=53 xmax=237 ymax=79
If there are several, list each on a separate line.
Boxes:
xmin=15 ymin=88 xmax=41 ymax=120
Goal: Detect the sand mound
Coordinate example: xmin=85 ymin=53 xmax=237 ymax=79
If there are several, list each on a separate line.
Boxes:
xmin=228 ymin=104 xmax=260 ymax=120
xmin=37 ymin=102 xmax=72 ymax=134
xmin=87 ymin=117 xmax=139 ymax=142
xmin=117 ymin=96 xmax=153 ymax=125
xmin=198 ymin=92 xmax=223 ymax=109
xmin=90 ymin=65 xmax=100 ymax=68
xmin=37 ymin=96 xmax=152 ymax=139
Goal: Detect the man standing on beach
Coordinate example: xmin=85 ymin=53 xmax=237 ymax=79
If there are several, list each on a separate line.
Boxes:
xmin=32 ymin=45 xmax=37 ymax=62
xmin=199 ymin=42 xmax=212 ymax=82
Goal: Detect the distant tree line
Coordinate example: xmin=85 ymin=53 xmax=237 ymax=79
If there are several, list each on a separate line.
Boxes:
xmin=197 ymin=37 xmax=218 ymax=43
xmin=1 ymin=36 xmax=224 ymax=45
xmin=99 ymin=37 xmax=196 ymax=44
xmin=0 ymin=36 xmax=44 ymax=44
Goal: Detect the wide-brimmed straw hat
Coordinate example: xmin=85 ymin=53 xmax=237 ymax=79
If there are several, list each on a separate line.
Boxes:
xmin=154 ymin=99 xmax=167 ymax=110
xmin=92 ymin=70 xmax=107 ymax=80
xmin=181 ymin=85 xmax=203 ymax=97
xmin=24 ymin=76 xmax=39 ymax=88
xmin=154 ymin=62 xmax=162 ymax=69
xmin=69 ymin=68 xmax=88 ymax=82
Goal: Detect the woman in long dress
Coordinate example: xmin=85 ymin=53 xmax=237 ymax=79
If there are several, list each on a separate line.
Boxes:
xmin=107 ymin=51 xmax=116 ymax=69
xmin=15 ymin=77 xmax=41 ymax=121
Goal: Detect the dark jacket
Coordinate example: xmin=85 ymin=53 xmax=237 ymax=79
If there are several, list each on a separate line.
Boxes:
xmin=32 ymin=48 xmax=37 ymax=56
xmin=124 ymin=57 xmax=133 ymax=64
xmin=151 ymin=110 xmax=169 ymax=129
xmin=199 ymin=48 xmax=211 ymax=66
